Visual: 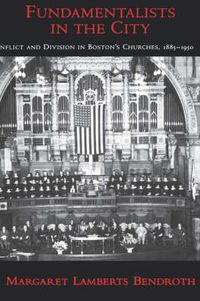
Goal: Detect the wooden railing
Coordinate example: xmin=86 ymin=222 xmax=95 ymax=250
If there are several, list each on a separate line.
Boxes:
xmin=4 ymin=194 xmax=187 ymax=210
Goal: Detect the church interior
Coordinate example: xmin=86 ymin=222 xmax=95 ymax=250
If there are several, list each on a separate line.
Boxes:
xmin=0 ymin=56 xmax=200 ymax=261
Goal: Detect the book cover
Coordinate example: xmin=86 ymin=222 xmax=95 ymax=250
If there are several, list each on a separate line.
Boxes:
xmin=0 ymin=0 xmax=200 ymax=299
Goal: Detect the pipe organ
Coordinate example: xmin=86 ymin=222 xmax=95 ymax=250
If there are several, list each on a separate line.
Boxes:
xmin=0 ymin=57 xmax=186 ymax=177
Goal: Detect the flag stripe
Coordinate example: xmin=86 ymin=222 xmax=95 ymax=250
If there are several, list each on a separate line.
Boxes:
xmin=100 ymin=105 xmax=104 ymax=153
xmin=86 ymin=127 xmax=90 ymax=155
xmin=91 ymin=106 xmax=95 ymax=155
xmin=95 ymin=105 xmax=99 ymax=154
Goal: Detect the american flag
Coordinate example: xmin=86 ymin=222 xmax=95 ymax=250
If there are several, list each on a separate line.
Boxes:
xmin=74 ymin=104 xmax=105 ymax=155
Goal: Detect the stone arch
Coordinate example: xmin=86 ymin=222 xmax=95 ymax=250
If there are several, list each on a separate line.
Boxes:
xmin=149 ymin=57 xmax=198 ymax=134
xmin=74 ymin=71 xmax=106 ymax=90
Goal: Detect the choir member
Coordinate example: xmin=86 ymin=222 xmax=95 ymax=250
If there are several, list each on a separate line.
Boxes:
xmin=162 ymin=184 xmax=170 ymax=196
xmin=178 ymin=184 xmax=185 ymax=197
xmin=131 ymin=184 xmax=137 ymax=196
xmin=14 ymin=187 xmax=22 ymax=199
xmin=22 ymin=186 xmax=29 ymax=198
xmin=28 ymin=185 xmax=36 ymax=198
xmin=144 ymin=183 xmax=152 ymax=196
xmin=154 ymin=184 xmax=161 ymax=196
xmin=5 ymin=187 xmax=12 ymax=199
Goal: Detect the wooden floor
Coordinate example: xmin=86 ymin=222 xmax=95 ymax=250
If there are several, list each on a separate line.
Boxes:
xmin=3 ymin=246 xmax=194 ymax=261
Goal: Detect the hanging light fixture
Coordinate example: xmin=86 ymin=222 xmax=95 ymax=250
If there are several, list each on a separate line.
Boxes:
xmin=134 ymin=57 xmax=146 ymax=84
xmin=36 ymin=57 xmax=46 ymax=85
xmin=153 ymin=57 xmax=165 ymax=77
xmin=14 ymin=57 xmax=26 ymax=79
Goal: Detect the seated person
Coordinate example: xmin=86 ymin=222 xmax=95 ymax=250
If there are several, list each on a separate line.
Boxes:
xmin=0 ymin=187 xmax=5 ymax=199
xmin=107 ymin=178 xmax=116 ymax=191
xmin=35 ymin=172 xmax=42 ymax=183
xmin=48 ymin=225 xmax=59 ymax=244
xmin=154 ymin=223 xmax=165 ymax=246
xmin=138 ymin=175 xmax=145 ymax=186
xmin=154 ymin=184 xmax=161 ymax=196
xmin=118 ymin=176 xmax=125 ymax=185
xmin=162 ymin=184 xmax=170 ymax=196
xmin=70 ymin=185 xmax=76 ymax=193
xmin=22 ymin=186 xmax=29 ymax=198
xmin=43 ymin=171 xmax=48 ymax=184
xmin=65 ymin=224 xmax=76 ymax=238
xmin=173 ymin=223 xmax=186 ymax=246
xmin=132 ymin=176 xmax=138 ymax=184
xmin=52 ymin=184 xmax=60 ymax=197
xmin=109 ymin=171 xmax=118 ymax=182
xmin=97 ymin=221 xmax=108 ymax=236
xmin=37 ymin=224 xmax=47 ymax=248
xmin=65 ymin=171 xmax=72 ymax=186
xmin=59 ymin=171 xmax=64 ymax=183
xmin=4 ymin=177 xmax=11 ymax=190
xmin=26 ymin=173 xmax=33 ymax=184
xmin=49 ymin=172 xmax=56 ymax=184
xmin=137 ymin=185 xmax=144 ymax=195
xmin=3 ymin=173 xmax=11 ymax=186
xmin=144 ymin=184 xmax=152 ymax=196
xmin=146 ymin=176 xmax=152 ymax=183
xmin=74 ymin=171 xmax=81 ymax=182
xmin=13 ymin=178 xmax=20 ymax=190
xmin=155 ymin=176 xmax=162 ymax=186
xmin=130 ymin=184 xmax=137 ymax=196
xmin=28 ymin=185 xmax=36 ymax=198
xmin=5 ymin=187 xmax=12 ymax=199
xmin=20 ymin=225 xmax=32 ymax=248
xmin=0 ymin=226 xmax=10 ymax=250
xmin=116 ymin=183 xmax=123 ymax=195
xmin=13 ymin=187 xmax=22 ymax=199
xmin=169 ymin=184 xmax=177 ymax=196
xmin=38 ymin=185 xmax=45 ymax=198
xmin=60 ymin=184 xmax=68 ymax=197
xmin=44 ymin=185 xmax=52 ymax=197
xmin=125 ymin=224 xmax=136 ymax=237
xmin=79 ymin=221 xmax=87 ymax=236
xmin=177 ymin=184 xmax=185 ymax=197
xmin=120 ymin=171 xmax=127 ymax=182
xmin=10 ymin=226 xmax=20 ymax=250
xmin=87 ymin=221 xmax=96 ymax=235
xmin=122 ymin=184 xmax=130 ymax=195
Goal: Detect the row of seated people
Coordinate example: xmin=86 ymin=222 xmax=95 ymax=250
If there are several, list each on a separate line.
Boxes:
xmin=107 ymin=172 xmax=185 ymax=197
xmin=0 ymin=171 xmax=80 ymax=199
xmin=0 ymin=219 xmax=186 ymax=252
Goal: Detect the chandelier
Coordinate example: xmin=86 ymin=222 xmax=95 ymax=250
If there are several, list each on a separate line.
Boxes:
xmin=14 ymin=57 xmax=26 ymax=79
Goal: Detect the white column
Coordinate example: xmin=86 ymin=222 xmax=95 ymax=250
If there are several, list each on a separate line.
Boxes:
xmin=106 ymin=71 xmax=112 ymax=131
xmin=123 ymin=71 xmax=129 ymax=131
xmin=51 ymin=72 xmax=58 ymax=132
xmin=16 ymin=94 xmax=23 ymax=131
xmin=157 ymin=93 xmax=164 ymax=130
xmin=70 ymin=72 xmax=75 ymax=133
